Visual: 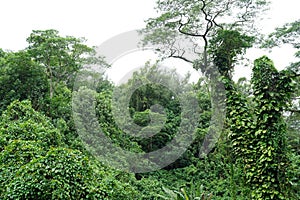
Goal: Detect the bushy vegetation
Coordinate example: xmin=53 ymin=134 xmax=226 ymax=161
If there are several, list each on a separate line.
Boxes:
xmin=0 ymin=1 xmax=299 ymax=199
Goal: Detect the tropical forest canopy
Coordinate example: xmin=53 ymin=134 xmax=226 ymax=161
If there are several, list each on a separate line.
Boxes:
xmin=0 ymin=0 xmax=299 ymax=199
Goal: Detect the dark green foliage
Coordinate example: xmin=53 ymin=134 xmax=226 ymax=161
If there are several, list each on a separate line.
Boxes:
xmin=0 ymin=51 xmax=49 ymax=114
xmin=207 ymin=27 xmax=296 ymax=199
xmin=1 ymin=24 xmax=299 ymax=199
xmin=94 ymin=89 xmax=143 ymax=152
xmin=47 ymin=83 xmax=79 ymax=146
xmin=218 ymin=56 xmax=294 ymax=199
xmin=208 ymin=29 xmax=255 ymax=77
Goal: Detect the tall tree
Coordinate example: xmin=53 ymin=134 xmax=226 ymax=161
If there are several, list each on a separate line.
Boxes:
xmin=26 ymin=29 xmax=93 ymax=98
xmin=141 ymin=0 xmax=269 ymax=73
xmin=142 ymin=1 xmax=298 ymax=199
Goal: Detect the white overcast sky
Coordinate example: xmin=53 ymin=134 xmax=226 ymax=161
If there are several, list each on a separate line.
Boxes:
xmin=0 ymin=0 xmax=299 ymax=82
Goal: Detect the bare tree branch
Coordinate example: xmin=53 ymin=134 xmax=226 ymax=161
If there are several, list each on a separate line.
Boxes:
xmin=168 ymin=55 xmax=194 ymax=63
xmin=178 ymin=18 xmax=204 ymax=37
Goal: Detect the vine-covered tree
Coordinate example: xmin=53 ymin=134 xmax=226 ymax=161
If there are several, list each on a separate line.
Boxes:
xmin=142 ymin=0 xmax=297 ymax=199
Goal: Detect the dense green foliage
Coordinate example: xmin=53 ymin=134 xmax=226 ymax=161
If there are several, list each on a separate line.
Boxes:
xmin=0 ymin=1 xmax=299 ymax=199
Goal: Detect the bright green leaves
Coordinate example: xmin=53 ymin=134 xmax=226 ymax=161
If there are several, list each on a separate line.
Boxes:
xmin=0 ymin=140 xmax=46 ymax=196
xmin=225 ymin=82 xmax=254 ymax=157
xmin=0 ymin=100 xmax=62 ymax=148
xmin=0 ymin=99 xmax=139 ymax=199
xmin=3 ymin=148 xmax=94 ymax=199
xmin=252 ymin=56 xmax=294 ymax=110
xmin=224 ymin=55 xmax=294 ymax=199
xmin=246 ymin=56 xmax=293 ymax=199
xmin=0 ymin=100 xmax=63 ymax=198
